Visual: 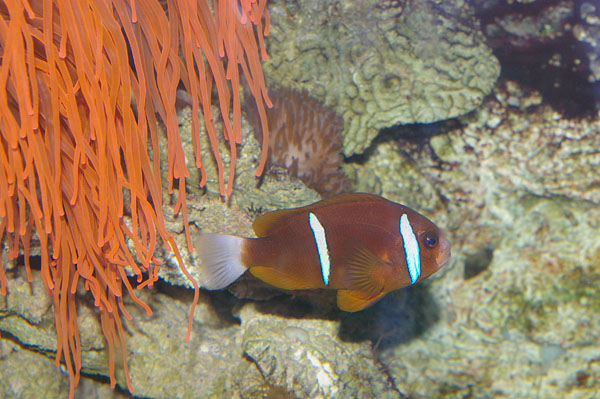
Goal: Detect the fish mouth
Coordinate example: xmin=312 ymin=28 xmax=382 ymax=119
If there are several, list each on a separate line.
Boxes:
xmin=435 ymin=235 xmax=451 ymax=269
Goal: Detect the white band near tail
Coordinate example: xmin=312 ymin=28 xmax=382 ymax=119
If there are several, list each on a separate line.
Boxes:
xmin=308 ymin=212 xmax=331 ymax=286
xmin=400 ymin=214 xmax=421 ymax=284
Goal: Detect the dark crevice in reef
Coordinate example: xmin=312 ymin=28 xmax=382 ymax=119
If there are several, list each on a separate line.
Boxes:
xmin=345 ymin=118 xmax=463 ymax=166
xmin=471 ymin=0 xmax=600 ymax=118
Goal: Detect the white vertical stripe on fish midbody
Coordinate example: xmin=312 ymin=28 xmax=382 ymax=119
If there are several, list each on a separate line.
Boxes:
xmin=400 ymin=213 xmax=421 ymax=284
xmin=308 ymin=212 xmax=331 ymax=286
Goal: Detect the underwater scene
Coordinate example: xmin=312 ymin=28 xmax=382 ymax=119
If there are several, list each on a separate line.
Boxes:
xmin=1 ymin=0 xmax=599 ymax=398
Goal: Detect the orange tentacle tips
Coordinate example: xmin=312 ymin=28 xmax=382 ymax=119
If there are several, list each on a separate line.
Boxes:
xmin=0 ymin=0 xmax=270 ymax=397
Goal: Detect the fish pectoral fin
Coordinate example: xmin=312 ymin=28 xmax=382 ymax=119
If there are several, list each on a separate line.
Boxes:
xmin=337 ymin=289 xmax=385 ymax=312
xmin=344 ymin=245 xmax=387 ymax=296
xmin=249 ymin=266 xmax=314 ymax=290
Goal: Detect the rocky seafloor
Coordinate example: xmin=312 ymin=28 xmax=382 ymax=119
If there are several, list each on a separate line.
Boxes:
xmin=2 ymin=1 xmax=600 ymax=398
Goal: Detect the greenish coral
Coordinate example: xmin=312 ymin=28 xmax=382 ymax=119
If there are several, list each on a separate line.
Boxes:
xmin=264 ymin=0 xmax=499 ymax=155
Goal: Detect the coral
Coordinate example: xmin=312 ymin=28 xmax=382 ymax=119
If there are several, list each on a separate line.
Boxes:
xmin=426 ymin=80 xmax=600 ymax=208
xmin=262 ymin=0 xmax=499 ymax=156
xmin=246 ymin=87 xmax=351 ymax=197
xmin=0 ymin=0 xmax=270 ymax=397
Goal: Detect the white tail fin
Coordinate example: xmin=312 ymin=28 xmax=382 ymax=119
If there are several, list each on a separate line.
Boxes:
xmin=194 ymin=234 xmax=247 ymax=289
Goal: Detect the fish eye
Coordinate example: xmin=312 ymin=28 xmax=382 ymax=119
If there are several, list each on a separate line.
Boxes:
xmin=423 ymin=231 xmax=438 ymax=248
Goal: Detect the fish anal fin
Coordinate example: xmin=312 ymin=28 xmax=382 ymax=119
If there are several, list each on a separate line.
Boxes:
xmin=250 ymin=266 xmax=314 ymax=290
xmin=337 ymin=289 xmax=385 ymax=312
xmin=344 ymin=245 xmax=387 ymax=296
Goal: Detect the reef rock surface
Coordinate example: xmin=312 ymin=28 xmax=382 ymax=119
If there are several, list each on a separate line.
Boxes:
xmin=352 ymin=80 xmax=600 ymax=398
xmin=264 ymin=0 xmax=500 ymax=155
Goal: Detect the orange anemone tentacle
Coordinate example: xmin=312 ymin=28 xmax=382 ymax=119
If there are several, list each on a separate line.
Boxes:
xmin=0 ymin=1 xmax=270 ymax=398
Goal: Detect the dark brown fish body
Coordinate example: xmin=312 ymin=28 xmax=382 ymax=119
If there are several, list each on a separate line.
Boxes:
xmin=195 ymin=193 xmax=450 ymax=311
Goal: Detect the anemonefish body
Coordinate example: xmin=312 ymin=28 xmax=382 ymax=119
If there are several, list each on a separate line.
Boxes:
xmin=194 ymin=193 xmax=450 ymax=312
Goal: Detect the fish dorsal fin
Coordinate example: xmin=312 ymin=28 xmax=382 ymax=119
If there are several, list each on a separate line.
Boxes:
xmin=344 ymin=245 xmax=387 ymax=296
xmin=253 ymin=193 xmax=383 ymax=237
xmin=249 ymin=266 xmax=315 ymax=290
xmin=337 ymin=289 xmax=386 ymax=312
xmin=253 ymin=208 xmax=304 ymax=237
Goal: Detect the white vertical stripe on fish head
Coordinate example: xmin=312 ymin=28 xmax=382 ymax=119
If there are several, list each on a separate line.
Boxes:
xmin=400 ymin=213 xmax=421 ymax=284
xmin=308 ymin=212 xmax=331 ymax=286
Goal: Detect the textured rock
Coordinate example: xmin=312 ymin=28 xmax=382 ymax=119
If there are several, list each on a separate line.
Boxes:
xmin=0 ymin=340 xmax=68 ymax=399
xmin=348 ymin=136 xmax=447 ymax=216
xmin=576 ymin=2 xmax=600 ymax=83
xmin=0 ymin=339 xmax=129 ymax=399
xmin=427 ymin=80 xmax=600 ymax=208
xmin=352 ymin=80 xmax=600 ymax=398
xmin=0 ymin=266 xmax=261 ymax=399
xmin=264 ymin=0 xmax=499 ymax=155
xmin=240 ymin=303 xmax=400 ymax=399
xmin=381 ymin=194 xmax=600 ymax=398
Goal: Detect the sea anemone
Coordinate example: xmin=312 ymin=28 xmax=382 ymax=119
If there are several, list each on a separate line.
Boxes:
xmin=0 ymin=1 xmax=270 ymax=397
xmin=247 ymin=87 xmax=350 ymax=197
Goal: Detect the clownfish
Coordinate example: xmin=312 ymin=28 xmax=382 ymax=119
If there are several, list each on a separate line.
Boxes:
xmin=194 ymin=193 xmax=450 ymax=312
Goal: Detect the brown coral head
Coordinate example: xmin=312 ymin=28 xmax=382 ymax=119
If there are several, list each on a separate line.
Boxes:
xmin=247 ymin=87 xmax=351 ymax=197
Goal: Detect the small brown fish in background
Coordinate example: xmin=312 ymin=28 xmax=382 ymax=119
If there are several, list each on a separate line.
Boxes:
xmin=194 ymin=193 xmax=451 ymax=311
